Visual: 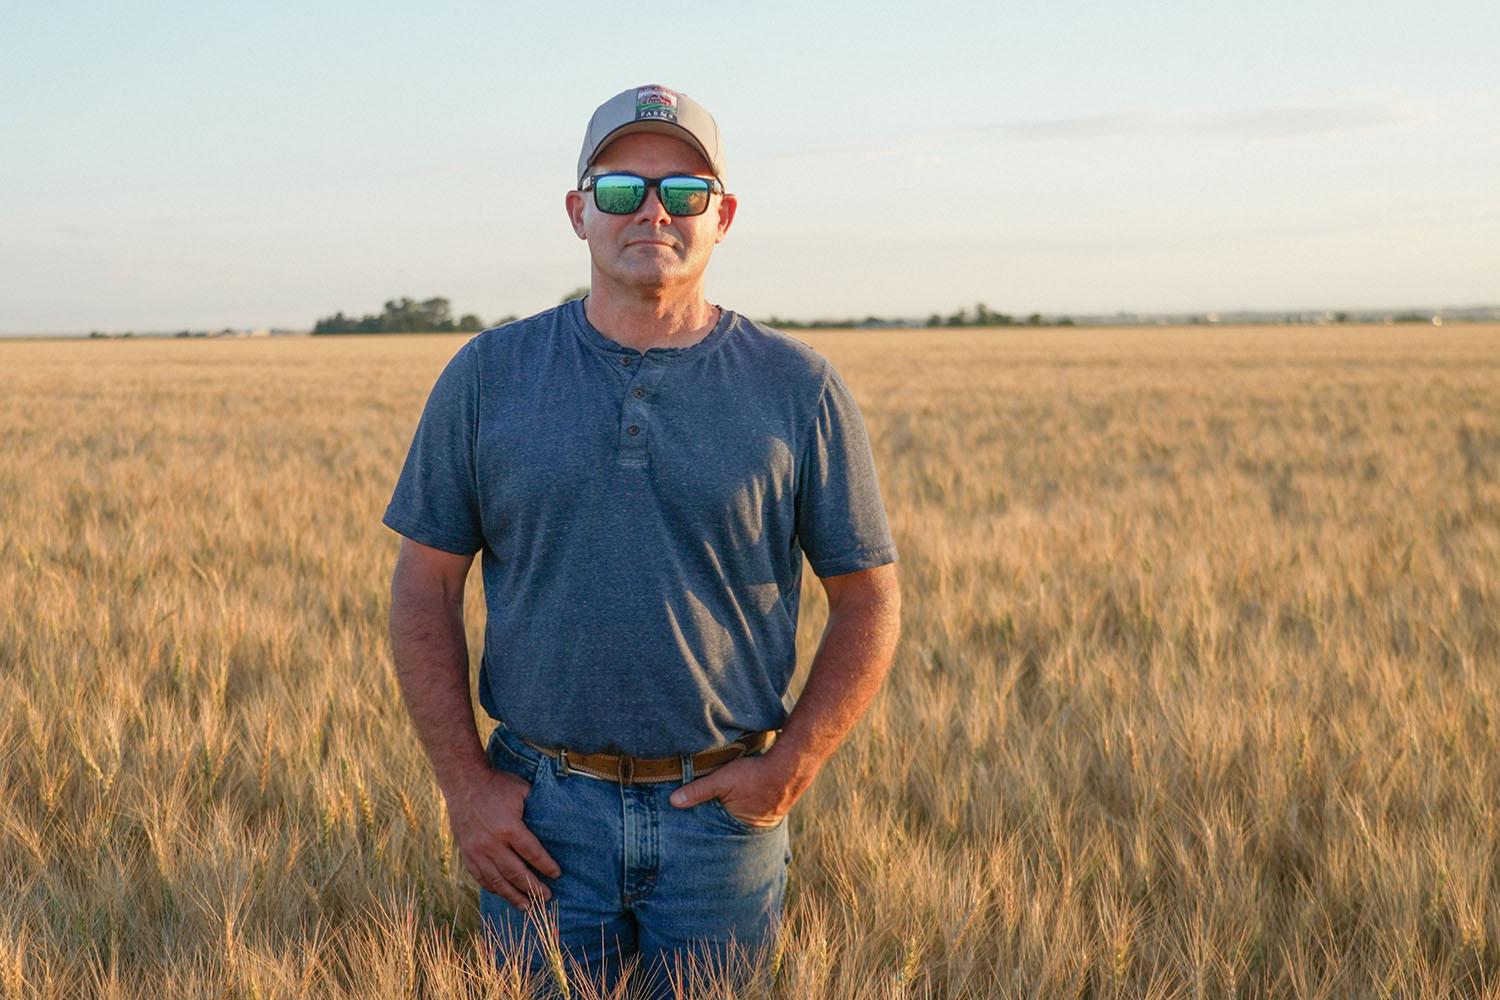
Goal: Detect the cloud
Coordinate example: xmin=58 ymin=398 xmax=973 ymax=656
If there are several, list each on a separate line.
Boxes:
xmin=995 ymin=102 xmax=1433 ymax=142
xmin=773 ymin=99 xmax=1436 ymax=159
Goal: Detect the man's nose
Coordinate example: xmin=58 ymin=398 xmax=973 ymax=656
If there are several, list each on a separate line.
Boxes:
xmin=635 ymin=186 xmax=673 ymax=222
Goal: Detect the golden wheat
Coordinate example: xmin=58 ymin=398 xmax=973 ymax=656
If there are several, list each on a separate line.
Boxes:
xmin=2 ymin=325 xmax=1498 ymax=998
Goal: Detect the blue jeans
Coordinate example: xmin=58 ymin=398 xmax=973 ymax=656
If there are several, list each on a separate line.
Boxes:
xmin=479 ymin=722 xmax=792 ymax=999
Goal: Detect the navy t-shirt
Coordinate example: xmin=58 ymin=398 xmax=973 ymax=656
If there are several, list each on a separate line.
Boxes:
xmin=383 ymin=299 xmax=897 ymax=756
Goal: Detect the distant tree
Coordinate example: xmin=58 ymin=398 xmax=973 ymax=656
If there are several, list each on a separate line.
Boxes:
xmin=313 ymin=296 xmax=491 ymax=334
xmin=379 ymin=296 xmax=454 ymax=332
xmin=1056 ymin=316 xmax=1076 ymax=326
xmin=926 ymin=314 xmax=942 ymax=328
xmin=1026 ymin=313 xmax=1043 ymax=326
xmin=561 ymin=286 xmax=590 ymax=303
xmin=312 ymin=310 xmax=351 ymax=334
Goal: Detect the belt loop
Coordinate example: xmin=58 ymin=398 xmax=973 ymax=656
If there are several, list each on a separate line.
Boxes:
xmin=556 ymin=748 xmax=571 ymax=779
xmin=681 ymin=752 xmax=695 ymax=785
xmin=618 ymin=755 xmax=634 ymax=785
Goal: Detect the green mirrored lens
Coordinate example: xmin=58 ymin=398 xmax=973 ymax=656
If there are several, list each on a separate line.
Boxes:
xmin=593 ymin=175 xmax=645 ymax=214
xmin=659 ymin=177 xmax=711 ymax=216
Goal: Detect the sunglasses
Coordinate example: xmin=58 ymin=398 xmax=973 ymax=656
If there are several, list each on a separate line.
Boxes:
xmin=580 ymin=172 xmax=724 ymax=217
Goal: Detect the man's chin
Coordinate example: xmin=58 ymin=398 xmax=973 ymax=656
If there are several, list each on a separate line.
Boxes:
xmin=605 ymin=264 xmax=691 ymax=290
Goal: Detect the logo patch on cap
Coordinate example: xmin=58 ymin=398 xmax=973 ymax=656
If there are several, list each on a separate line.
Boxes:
xmin=635 ymin=85 xmax=679 ymax=122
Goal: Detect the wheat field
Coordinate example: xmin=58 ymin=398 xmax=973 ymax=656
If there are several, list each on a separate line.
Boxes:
xmin=2 ymin=324 xmax=1499 ymax=998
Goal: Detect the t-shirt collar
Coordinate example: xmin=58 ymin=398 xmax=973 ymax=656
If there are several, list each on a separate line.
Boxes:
xmin=568 ymin=297 xmax=733 ymax=363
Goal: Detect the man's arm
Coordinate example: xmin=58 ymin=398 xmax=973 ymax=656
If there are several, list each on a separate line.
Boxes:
xmin=670 ymin=561 xmax=901 ymax=824
xmin=389 ymin=537 xmax=561 ymax=908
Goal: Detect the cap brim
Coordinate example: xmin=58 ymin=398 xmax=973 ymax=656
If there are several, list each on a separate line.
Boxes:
xmin=581 ymin=121 xmax=718 ymax=185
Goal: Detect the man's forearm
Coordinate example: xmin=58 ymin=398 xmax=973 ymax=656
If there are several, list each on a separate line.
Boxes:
xmin=389 ymin=589 xmax=488 ymax=796
xmin=764 ymin=572 xmax=901 ymax=795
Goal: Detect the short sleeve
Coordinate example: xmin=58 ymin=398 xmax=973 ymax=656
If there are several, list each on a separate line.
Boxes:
xmin=382 ymin=341 xmax=485 ymax=555
xmin=794 ymin=364 xmax=898 ymax=578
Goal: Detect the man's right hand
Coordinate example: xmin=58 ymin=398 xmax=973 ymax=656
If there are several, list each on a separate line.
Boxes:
xmin=444 ymin=769 xmax=562 ymax=910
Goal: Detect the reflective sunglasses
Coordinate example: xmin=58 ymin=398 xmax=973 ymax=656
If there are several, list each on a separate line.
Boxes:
xmin=580 ymin=172 xmax=724 ymax=217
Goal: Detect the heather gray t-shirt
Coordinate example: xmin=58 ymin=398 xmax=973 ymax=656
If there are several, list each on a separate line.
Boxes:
xmin=383 ymin=299 xmax=897 ymax=756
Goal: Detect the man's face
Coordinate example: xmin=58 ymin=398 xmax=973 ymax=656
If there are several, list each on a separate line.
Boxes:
xmin=565 ymin=132 xmax=737 ymax=294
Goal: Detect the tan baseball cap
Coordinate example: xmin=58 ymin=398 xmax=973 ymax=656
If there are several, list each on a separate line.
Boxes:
xmin=576 ymin=84 xmax=725 ymax=187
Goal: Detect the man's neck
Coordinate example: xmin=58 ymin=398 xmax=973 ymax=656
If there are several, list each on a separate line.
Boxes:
xmin=582 ymin=282 xmax=721 ymax=353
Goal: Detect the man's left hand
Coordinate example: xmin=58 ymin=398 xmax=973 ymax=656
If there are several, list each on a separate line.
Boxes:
xmin=669 ymin=753 xmax=804 ymax=828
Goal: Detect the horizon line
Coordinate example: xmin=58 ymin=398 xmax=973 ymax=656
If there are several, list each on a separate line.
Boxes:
xmin=5 ymin=301 xmax=1500 ymax=339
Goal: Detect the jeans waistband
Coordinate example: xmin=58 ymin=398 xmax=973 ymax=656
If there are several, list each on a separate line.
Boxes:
xmin=518 ymin=730 xmax=777 ymax=785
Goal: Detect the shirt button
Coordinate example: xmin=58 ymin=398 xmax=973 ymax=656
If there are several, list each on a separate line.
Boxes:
xmin=627 ymin=425 xmax=640 ymax=436
xmin=633 ymin=387 xmax=645 ymax=399
xmin=621 ymin=356 xmax=632 ymax=366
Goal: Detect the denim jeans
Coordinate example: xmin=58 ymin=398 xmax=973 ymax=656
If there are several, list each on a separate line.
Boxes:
xmin=479 ymin=722 xmax=792 ymax=999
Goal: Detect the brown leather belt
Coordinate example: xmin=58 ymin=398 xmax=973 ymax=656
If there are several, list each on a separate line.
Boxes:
xmin=520 ymin=730 xmax=777 ymax=785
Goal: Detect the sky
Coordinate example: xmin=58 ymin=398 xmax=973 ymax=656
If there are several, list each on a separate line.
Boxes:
xmin=2 ymin=1 xmax=1497 ymax=333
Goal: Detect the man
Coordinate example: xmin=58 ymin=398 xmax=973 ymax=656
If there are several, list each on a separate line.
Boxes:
xmin=384 ymin=84 xmax=900 ymax=997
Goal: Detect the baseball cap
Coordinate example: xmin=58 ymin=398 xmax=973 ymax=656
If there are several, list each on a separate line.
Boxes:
xmin=576 ymin=84 xmax=725 ymax=188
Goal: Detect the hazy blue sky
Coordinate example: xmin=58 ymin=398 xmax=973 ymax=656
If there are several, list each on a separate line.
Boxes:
xmin=3 ymin=1 xmax=1497 ymax=332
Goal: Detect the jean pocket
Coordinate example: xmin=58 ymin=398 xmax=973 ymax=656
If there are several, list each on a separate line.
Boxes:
xmin=486 ymin=724 xmax=542 ymax=785
xmin=707 ymin=797 xmax=785 ymax=835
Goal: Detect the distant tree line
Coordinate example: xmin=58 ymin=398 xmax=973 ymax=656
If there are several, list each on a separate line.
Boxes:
xmin=314 ymin=295 xmax=1087 ymax=335
xmin=761 ymin=315 xmax=898 ymax=330
xmin=922 ymin=303 xmax=1075 ymax=327
xmin=312 ymin=297 xmax=515 ymax=335
xmin=763 ymin=303 xmax=1075 ymax=329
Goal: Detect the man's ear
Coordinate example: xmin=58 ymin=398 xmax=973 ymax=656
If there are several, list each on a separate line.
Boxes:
xmin=565 ymin=190 xmax=588 ymax=240
xmin=715 ymin=193 xmax=738 ymax=244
